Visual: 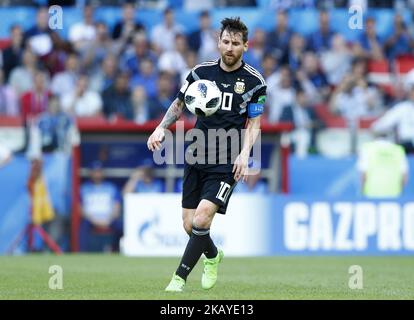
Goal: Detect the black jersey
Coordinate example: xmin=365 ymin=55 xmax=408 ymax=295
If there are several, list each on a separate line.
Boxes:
xmin=177 ymin=59 xmax=267 ymax=173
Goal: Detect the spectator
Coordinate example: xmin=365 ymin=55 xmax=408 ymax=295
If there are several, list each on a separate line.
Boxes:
xmin=244 ymin=28 xmax=267 ymax=71
xmin=43 ymin=32 xmax=72 ymax=77
xmin=131 ymin=86 xmax=151 ymax=124
xmin=80 ymin=161 xmax=122 ymax=252
xmin=371 ymin=86 xmax=414 ymax=154
xmin=280 ymin=88 xmax=322 ymax=157
xmin=24 ymin=6 xmax=50 ymax=40
xmin=148 ymin=71 xmax=175 ymax=115
xmin=187 ymin=11 xmax=217 ymax=62
xmin=120 ymin=32 xmax=157 ymax=77
xmin=89 ymin=54 xmax=118 ymax=93
xmin=329 ymin=58 xmax=383 ymax=121
xmin=265 ymin=10 xmax=292 ymax=62
xmin=267 ymin=66 xmax=296 ymax=122
xmin=112 ymin=2 xmax=144 ymax=40
xmin=158 ymin=33 xmax=188 ymax=76
xmin=282 ymin=33 xmax=306 ymax=72
xmin=150 ymin=7 xmax=184 ymax=54
xmin=61 ymin=75 xmax=102 ymax=117
xmin=24 ymin=6 xmax=53 ymax=57
xmin=131 ymin=85 xmax=165 ymax=123
xmin=384 ymin=13 xmax=414 ymax=61
xmin=130 ymin=58 xmax=158 ymax=98
xmin=320 ymin=33 xmax=352 ymax=86
xmin=28 ymin=95 xmax=77 ymax=155
xmin=51 ymin=53 xmax=79 ymax=97
xmin=1 ymin=24 xmax=24 ymax=82
xmin=21 ymin=70 xmax=51 ymax=123
xmin=8 ymin=49 xmax=39 ymax=97
xmin=357 ymin=132 xmax=409 ymax=198
xmin=82 ymin=21 xmax=118 ymax=74
xmin=0 ymin=69 xmax=19 ymax=116
xmin=354 ymin=16 xmax=384 ymax=60
xmin=296 ymin=51 xmax=330 ymax=104
xmin=68 ymin=4 xmax=97 ymax=53
xmin=180 ymin=50 xmax=198 ymax=86
xmin=307 ymin=10 xmax=334 ymax=53
xmin=261 ymin=53 xmax=278 ymax=79
xmin=102 ymin=72 xmax=133 ymax=121
xmin=123 ymin=159 xmax=164 ymax=194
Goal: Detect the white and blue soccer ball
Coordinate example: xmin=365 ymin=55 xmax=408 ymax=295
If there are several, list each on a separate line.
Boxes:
xmin=184 ymin=79 xmax=222 ymax=117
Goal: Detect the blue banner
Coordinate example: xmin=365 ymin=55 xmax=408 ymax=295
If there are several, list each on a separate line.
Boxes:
xmin=266 ymin=196 xmax=414 ymax=255
xmin=290 ymin=156 xmax=414 ymax=197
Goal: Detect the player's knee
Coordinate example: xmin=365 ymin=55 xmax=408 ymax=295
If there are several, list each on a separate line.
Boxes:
xmin=192 ymin=211 xmax=212 ymax=229
xmin=183 ymin=220 xmax=192 ymax=235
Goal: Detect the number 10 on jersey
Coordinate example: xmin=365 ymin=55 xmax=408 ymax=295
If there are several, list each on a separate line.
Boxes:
xmin=221 ymin=92 xmax=233 ymax=111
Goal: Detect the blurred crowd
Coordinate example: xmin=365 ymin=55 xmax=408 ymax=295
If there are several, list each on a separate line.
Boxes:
xmin=1 ymin=3 xmax=414 ymax=157
xmin=2 ymin=1 xmax=414 ymax=252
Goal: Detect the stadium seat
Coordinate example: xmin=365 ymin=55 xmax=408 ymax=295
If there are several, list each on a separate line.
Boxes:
xmin=289 ymin=9 xmax=319 ymax=36
xmin=395 ymin=54 xmax=414 ymax=74
xmin=211 ymin=8 xmax=262 ymax=32
xmin=95 ymin=6 xmax=121 ymax=31
xmin=0 ymin=7 xmax=36 ymax=39
xmin=0 ymin=38 xmax=10 ymax=50
xmin=367 ymin=59 xmax=390 ymax=73
xmin=59 ymin=7 xmax=82 ymax=39
xmin=314 ymin=104 xmax=347 ymax=128
xmin=135 ymin=9 xmax=163 ymax=34
xmin=0 ymin=116 xmax=23 ymax=127
xmin=359 ymin=117 xmax=379 ymax=129
xmin=367 ymin=59 xmax=394 ymax=96
xmin=371 ymin=9 xmax=394 ymax=39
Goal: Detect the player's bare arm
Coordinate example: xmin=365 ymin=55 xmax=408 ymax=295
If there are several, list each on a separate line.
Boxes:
xmin=147 ymin=98 xmax=184 ymax=151
xmin=233 ymin=115 xmax=261 ymax=182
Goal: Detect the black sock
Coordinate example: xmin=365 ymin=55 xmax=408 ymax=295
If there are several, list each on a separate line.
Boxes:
xmin=176 ymin=226 xmax=211 ymax=281
xmin=204 ymin=236 xmax=218 ymax=259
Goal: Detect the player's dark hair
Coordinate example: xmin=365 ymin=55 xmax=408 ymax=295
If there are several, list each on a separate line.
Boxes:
xmin=220 ymin=17 xmax=248 ymax=43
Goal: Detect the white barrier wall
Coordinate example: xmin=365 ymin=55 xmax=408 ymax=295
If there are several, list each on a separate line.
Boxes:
xmin=122 ymin=193 xmax=269 ymax=256
xmin=122 ymin=194 xmax=414 ymax=256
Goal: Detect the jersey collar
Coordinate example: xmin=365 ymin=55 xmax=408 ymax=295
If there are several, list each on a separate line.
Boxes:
xmin=218 ymin=58 xmax=245 ymax=73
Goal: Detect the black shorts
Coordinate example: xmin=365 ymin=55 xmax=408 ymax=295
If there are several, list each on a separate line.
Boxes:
xmin=181 ymin=164 xmax=237 ymax=215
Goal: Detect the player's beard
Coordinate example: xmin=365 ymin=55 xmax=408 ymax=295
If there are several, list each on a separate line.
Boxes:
xmin=221 ymin=52 xmax=242 ymax=67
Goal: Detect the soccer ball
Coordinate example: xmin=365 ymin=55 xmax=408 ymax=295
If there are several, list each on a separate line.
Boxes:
xmin=184 ymin=79 xmax=222 ymax=117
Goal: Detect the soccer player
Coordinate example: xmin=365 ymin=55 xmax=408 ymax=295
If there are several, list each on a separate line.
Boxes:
xmin=147 ymin=17 xmax=267 ymax=292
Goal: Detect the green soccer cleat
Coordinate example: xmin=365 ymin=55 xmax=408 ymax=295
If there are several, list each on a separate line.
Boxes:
xmin=165 ymin=273 xmax=186 ymax=292
xmin=201 ymin=248 xmax=224 ymax=290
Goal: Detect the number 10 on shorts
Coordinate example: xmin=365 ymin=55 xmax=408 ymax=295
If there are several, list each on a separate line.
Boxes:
xmin=216 ymin=182 xmax=231 ymax=202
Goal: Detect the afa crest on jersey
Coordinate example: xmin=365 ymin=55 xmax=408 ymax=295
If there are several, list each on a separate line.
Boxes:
xmin=234 ymin=81 xmax=245 ymax=94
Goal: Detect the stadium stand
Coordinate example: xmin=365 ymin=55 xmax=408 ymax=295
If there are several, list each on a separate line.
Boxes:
xmin=1 ymin=2 xmax=414 ymax=253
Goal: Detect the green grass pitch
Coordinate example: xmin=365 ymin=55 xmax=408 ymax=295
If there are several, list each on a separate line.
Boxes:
xmin=0 ymin=254 xmax=413 ymax=300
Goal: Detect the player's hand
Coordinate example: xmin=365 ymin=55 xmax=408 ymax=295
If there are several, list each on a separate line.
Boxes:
xmin=147 ymin=127 xmax=165 ymax=151
xmin=232 ymin=152 xmax=249 ymax=182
